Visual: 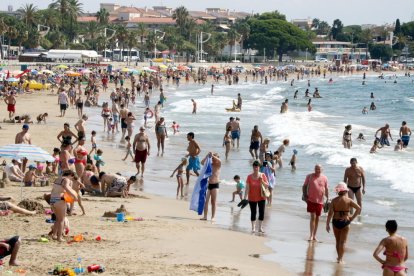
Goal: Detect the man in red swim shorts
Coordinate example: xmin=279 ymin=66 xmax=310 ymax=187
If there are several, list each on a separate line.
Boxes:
xmin=302 ymin=164 xmax=329 ymax=242
xmin=133 ymin=127 xmax=150 ymax=178
xmin=4 ymin=92 xmax=17 ymax=119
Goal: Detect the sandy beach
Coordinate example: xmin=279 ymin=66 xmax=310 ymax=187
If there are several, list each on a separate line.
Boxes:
xmin=0 ymin=82 xmax=291 ymax=275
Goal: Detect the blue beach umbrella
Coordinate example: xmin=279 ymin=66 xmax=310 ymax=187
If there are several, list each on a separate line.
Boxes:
xmin=6 ymin=77 xmax=19 ymax=82
xmin=0 ymin=144 xmax=54 ymax=162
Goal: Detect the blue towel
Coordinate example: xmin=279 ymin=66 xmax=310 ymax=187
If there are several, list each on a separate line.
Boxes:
xmin=190 ymin=156 xmax=212 ymax=215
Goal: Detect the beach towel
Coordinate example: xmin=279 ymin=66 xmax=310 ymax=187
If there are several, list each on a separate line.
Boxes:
xmin=190 ymin=156 xmax=212 ymax=215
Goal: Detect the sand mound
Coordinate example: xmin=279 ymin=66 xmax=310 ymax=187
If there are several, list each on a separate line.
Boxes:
xmin=18 ymin=199 xmax=45 ymax=213
xmin=102 ymin=204 xmax=131 ymax=217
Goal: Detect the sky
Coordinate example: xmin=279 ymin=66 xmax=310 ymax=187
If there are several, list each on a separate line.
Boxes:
xmin=1 ymin=0 xmax=414 ymax=26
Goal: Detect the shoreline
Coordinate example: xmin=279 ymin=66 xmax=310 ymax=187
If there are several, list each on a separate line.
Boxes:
xmin=0 ymin=86 xmax=291 ymax=275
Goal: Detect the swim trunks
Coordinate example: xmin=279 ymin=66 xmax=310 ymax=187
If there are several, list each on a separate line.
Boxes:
xmin=307 ymin=201 xmax=323 ymax=217
xmin=108 ymin=177 xmax=127 ymax=193
xmin=121 ymin=118 xmax=127 ymax=129
xmin=401 ymin=135 xmax=410 ymax=146
xmin=186 ymin=156 xmax=201 ymax=171
xmin=208 ymin=183 xmax=219 ymax=190
xmin=231 ymin=130 xmax=240 ymax=140
xmin=113 ymin=114 xmax=119 ymax=123
xmin=249 ymin=141 xmax=260 ymax=150
xmin=134 ymin=149 xmax=148 ymax=163
xmin=348 ymin=186 xmax=361 ymax=194
xmin=60 ymin=104 xmax=67 ymax=111
xmin=379 ymin=137 xmax=390 ymax=146
xmin=7 ymin=104 xmax=15 ymax=112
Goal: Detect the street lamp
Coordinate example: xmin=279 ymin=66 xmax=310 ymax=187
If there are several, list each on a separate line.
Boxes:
xmin=153 ymin=29 xmax=165 ymax=59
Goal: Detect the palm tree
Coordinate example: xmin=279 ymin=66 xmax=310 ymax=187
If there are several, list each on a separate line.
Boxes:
xmin=84 ymin=21 xmax=100 ymax=49
xmin=0 ymin=18 xmax=7 ymax=59
xmin=126 ymin=30 xmax=138 ymax=65
xmin=17 ymin=4 xmax=38 ymax=27
xmin=49 ymin=0 xmax=69 ymax=30
xmin=96 ymin=8 xmax=110 ymax=26
xmin=227 ymin=28 xmax=238 ymax=58
xmin=17 ymin=28 xmax=29 ymax=51
xmin=115 ymin=25 xmax=128 ymax=61
xmin=37 ymin=8 xmax=61 ymax=31
xmin=135 ymin=23 xmax=148 ymax=60
xmin=67 ymin=0 xmax=83 ymax=41
xmin=172 ymin=6 xmax=189 ymax=36
xmin=215 ymin=32 xmax=229 ymax=61
xmin=7 ymin=26 xmax=18 ymax=58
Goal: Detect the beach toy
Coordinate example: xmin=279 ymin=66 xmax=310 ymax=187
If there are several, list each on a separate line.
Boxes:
xmin=39 ymin=237 xmax=49 ymax=243
xmin=87 ymin=265 xmax=105 ymax=273
xmin=95 ymin=236 xmax=101 ymax=241
xmin=45 ymin=209 xmax=53 ymax=215
xmin=116 ymin=212 xmax=125 ymax=222
xmin=134 ymin=217 xmax=144 ymax=221
xmin=64 ymin=193 xmax=75 ymax=204
xmin=74 ymin=257 xmax=84 ymax=274
xmin=45 ymin=219 xmax=55 ymax=223
xmin=14 ymin=269 xmax=27 ymax=275
xmin=73 ymin=234 xmax=84 ymax=242
xmin=125 ymin=216 xmax=133 ymax=221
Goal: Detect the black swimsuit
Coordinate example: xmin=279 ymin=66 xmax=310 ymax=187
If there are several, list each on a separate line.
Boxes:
xmin=348 ymin=186 xmax=361 ymax=194
xmin=332 ymin=209 xmax=351 ymax=229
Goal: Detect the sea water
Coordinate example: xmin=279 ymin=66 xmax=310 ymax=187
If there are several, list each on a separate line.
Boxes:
xmin=89 ymin=73 xmax=414 ymax=275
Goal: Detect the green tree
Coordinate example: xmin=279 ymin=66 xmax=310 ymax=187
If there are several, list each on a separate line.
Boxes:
xmin=311 ymin=18 xmax=320 ymax=29
xmin=172 ymin=6 xmax=189 ymax=36
xmin=234 ymin=20 xmax=250 ymax=50
xmin=369 ymin=44 xmax=393 ymax=61
xmin=331 ymin=19 xmax=343 ymax=40
xmin=394 ymin=19 xmax=402 ymax=36
xmin=96 ymin=8 xmax=110 ymax=26
xmin=17 ymin=4 xmax=38 ymax=27
xmin=0 ymin=17 xmax=8 ymax=59
xmin=49 ymin=0 xmax=69 ymax=31
xmin=255 ymin=10 xmax=286 ymax=21
xmin=316 ymin=21 xmax=330 ymax=36
xmin=135 ymin=23 xmax=148 ymax=60
xmin=401 ymin=21 xmax=414 ymax=39
xmin=37 ymin=9 xmax=61 ymax=31
xmin=67 ymin=0 xmax=83 ymax=41
xmin=247 ymin=17 xmax=314 ymax=61
xmin=115 ymin=25 xmax=128 ymax=60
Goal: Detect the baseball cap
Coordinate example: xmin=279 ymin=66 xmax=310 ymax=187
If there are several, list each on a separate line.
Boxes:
xmin=22 ymin=124 xmax=29 ymax=129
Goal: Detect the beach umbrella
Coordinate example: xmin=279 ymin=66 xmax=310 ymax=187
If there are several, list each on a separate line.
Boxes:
xmin=120 ymin=68 xmax=131 ymax=73
xmin=159 ymin=64 xmax=168 ymax=69
xmin=55 ymin=64 xmax=69 ymax=69
xmin=66 ymin=71 xmax=81 ymax=77
xmin=0 ymin=144 xmax=55 ymax=199
xmin=131 ymin=69 xmax=141 ymax=75
xmin=0 ymin=144 xmax=54 ymax=162
xmin=40 ymin=69 xmax=54 ymax=75
xmin=80 ymin=69 xmax=92 ymax=74
xmin=6 ymin=77 xmax=19 ymax=82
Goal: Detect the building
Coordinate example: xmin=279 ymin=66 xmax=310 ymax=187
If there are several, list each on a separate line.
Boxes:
xmin=291 ymin=19 xmax=312 ymax=30
xmin=312 ymin=40 xmax=369 ymax=62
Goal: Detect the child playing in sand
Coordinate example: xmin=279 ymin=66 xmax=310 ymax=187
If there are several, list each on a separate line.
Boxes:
xmin=23 ymin=165 xmax=38 ymax=187
xmin=107 ymin=117 xmax=114 ymax=133
xmin=170 ymin=157 xmax=187 ymax=198
xmin=69 ymin=176 xmax=86 ymax=216
xmin=122 ymin=136 xmax=134 ymax=161
xmin=230 ymin=175 xmax=244 ymax=202
xmin=36 ymin=113 xmax=48 ymax=124
xmin=94 ymin=149 xmax=105 ymax=173
xmin=289 ymin=149 xmax=298 ymax=171
xmin=89 ymin=130 xmax=97 ymax=156
xmin=171 ymin=121 xmax=180 ymax=134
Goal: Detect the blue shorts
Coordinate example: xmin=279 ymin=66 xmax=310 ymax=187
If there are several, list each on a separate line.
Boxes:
xmin=186 ymin=156 xmax=200 ymax=172
xmin=401 ymin=135 xmax=410 ymax=146
xmin=379 ymin=137 xmax=390 ymax=146
xmin=231 ymin=130 xmax=240 ymax=139
xmin=113 ymin=114 xmax=119 ymax=123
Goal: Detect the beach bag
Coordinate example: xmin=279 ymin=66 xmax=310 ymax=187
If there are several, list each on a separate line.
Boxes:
xmin=260 ymin=173 xmax=270 ymax=198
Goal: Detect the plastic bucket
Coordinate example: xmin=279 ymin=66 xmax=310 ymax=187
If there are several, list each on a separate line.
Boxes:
xmin=116 ymin=212 xmax=125 ymax=222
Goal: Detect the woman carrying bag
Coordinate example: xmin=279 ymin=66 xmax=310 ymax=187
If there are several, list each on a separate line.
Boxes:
xmin=244 ymin=160 xmax=270 ymax=233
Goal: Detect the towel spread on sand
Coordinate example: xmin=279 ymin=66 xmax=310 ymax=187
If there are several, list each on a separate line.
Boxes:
xmin=190 ymin=156 xmax=212 ymax=215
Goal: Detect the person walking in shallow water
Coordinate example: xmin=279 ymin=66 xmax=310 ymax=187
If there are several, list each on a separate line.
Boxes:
xmin=303 ymin=164 xmax=329 ymax=242
xmin=326 ymin=182 xmax=360 ymax=264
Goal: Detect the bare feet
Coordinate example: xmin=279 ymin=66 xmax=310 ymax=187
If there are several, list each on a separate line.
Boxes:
xmin=9 ymin=261 xmax=20 ymax=266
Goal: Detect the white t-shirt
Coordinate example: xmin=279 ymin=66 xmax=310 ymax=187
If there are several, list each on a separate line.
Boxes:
xmin=4 ymin=164 xmax=14 ymax=177
xmin=59 ymin=92 xmax=69 ymax=105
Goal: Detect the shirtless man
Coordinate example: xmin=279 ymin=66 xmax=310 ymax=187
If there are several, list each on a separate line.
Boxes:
xmin=201 ymin=152 xmax=221 ymax=222
xmin=191 ymin=99 xmax=197 ymax=114
xmin=344 ymin=158 xmax=366 ymax=214
xmin=249 ymin=125 xmax=263 ymax=159
xmin=15 ymin=124 xmax=32 ymax=172
xmin=375 ymin=123 xmax=393 ymax=146
xmin=399 ymin=121 xmax=412 ymax=148
xmin=237 ymin=93 xmax=242 ymax=110
xmin=133 ymin=127 xmax=150 ymax=178
xmin=119 ymin=104 xmax=129 ymax=137
xmin=230 ymin=117 xmax=241 ymax=148
xmin=74 ymin=115 xmax=88 ymax=139
xmin=4 ymin=92 xmax=17 ymax=119
xmin=186 ymin=132 xmax=201 ymax=185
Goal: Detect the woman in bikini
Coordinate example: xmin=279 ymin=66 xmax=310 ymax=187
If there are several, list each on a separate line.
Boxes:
xmin=101 ymin=103 xmax=112 ymax=132
xmin=57 ymin=123 xmax=78 ymax=146
xmin=374 ymin=220 xmax=408 ymax=276
xmin=223 ymin=127 xmax=232 ymax=160
xmin=125 ymin=112 xmax=136 ymax=138
xmin=343 ymin=125 xmax=353 ymax=149
xmin=155 ymin=117 xmax=168 ymax=156
xmin=326 ymin=182 xmax=361 ymax=264
xmin=73 ymin=138 xmax=88 ymax=178
xmin=50 ymin=170 xmax=77 ymax=242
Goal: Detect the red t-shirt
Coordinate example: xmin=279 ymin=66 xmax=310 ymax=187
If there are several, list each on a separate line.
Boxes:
xmin=304 ymin=173 xmax=328 ymax=204
xmin=246 ymin=173 xmax=269 ymax=202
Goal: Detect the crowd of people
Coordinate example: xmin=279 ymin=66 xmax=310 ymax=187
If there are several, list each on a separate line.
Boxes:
xmin=0 ymin=64 xmax=409 ymax=274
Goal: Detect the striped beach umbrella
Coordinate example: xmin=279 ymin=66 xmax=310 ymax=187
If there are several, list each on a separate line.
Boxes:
xmin=0 ymin=144 xmax=54 ymax=162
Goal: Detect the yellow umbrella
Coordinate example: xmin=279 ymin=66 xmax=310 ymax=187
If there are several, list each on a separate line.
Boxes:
xmin=55 ymin=64 xmax=69 ymax=69
xmin=159 ymin=64 xmax=168 ymax=69
xmin=121 ymin=68 xmax=131 ymax=73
